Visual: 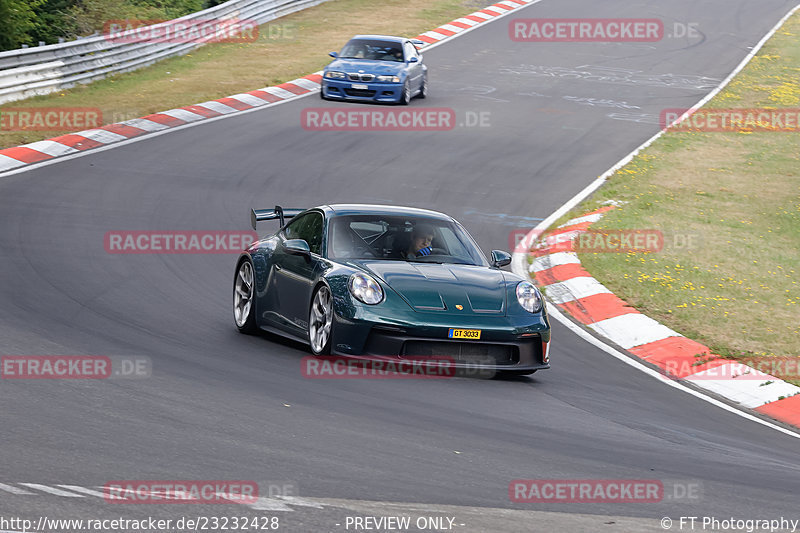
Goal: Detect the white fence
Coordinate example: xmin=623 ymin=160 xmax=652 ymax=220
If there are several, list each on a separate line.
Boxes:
xmin=0 ymin=0 xmax=331 ymax=105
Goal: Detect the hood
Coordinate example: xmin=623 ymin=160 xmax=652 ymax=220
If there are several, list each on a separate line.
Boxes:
xmin=356 ymin=261 xmax=507 ymax=315
xmin=326 ymin=59 xmax=405 ymax=76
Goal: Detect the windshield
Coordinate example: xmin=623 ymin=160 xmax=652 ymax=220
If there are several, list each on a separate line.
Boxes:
xmin=338 ymin=39 xmax=404 ymax=62
xmin=328 ymin=215 xmax=488 ymax=266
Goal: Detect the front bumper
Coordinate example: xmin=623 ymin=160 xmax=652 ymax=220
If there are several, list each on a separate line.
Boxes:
xmin=322 ymin=78 xmax=403 ymax=103
xmin=330 ymin=308 xmax=551 ymax=374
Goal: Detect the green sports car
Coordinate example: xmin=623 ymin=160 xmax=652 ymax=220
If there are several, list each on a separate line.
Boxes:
xmin=233 ymin=204 xmax=550 ymax=375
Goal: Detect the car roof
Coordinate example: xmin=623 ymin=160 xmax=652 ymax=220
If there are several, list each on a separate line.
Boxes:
xmin=320 ymin=204 xmax=453 ymax=221
xmin=348 ymin=35 xmax=407 ymax=43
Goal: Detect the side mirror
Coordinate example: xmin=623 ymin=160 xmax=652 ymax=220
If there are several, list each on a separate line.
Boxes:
xmin=408 ymin=56 xmax=419 ymax=63
xmin=329 ymin=51 xmax=338 ymax=58
xmin=283 ymin=239 xmax=310 ymax=256
xmin=491 ymin=250 xmax=512 ymax=268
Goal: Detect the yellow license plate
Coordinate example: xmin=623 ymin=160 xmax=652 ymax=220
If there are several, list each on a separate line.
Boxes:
xmin=448 ymin=328 xmax=481 ymax=340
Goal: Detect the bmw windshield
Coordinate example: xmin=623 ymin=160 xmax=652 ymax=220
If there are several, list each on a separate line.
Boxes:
xmin=338 ymin=39 xmax=404 ymax=62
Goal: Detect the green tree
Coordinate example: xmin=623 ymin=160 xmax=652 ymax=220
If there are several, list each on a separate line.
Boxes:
xmin=67 ymin=0 xmax=206 ymax=37
xmin=29 ymin=0 xmax=80 ymax=45
xmin=0 ymin=0 xmax=46 ymax=51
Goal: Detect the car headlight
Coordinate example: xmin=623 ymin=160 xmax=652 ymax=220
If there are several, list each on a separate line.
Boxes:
xmin=348 ymin=272 xmax=384 ymax=305
xmin=325 ymin=71 xmax=346 ymax=79
xmin=376 ymin=75 xmax=401 ymax=83
xmin=516 ymin=281 xmax=543 ymax=313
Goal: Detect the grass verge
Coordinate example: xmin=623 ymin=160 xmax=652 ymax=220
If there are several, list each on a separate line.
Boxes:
xmin=543 ymin=12 xmax=800 ymax=383
xmin=0 ymin=0 xmax=486 ymax=149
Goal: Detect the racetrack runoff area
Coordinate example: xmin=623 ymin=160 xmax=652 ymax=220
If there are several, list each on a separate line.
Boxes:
xmin=547 ymin=12 xmax=800 ymax=384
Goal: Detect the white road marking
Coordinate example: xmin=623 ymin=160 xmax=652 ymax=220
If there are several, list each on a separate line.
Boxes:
xmin=420 ymin=30 xmax=448 ymax=41
xmin=158 ymin=108 xmax=207 ymax=123
xmin=289 ymin=78 xmax=321 ymax=91
xmin=544 ymin=276 xmax=610 ymax=304
xmin=530 ymin=252 xmax=581 ymax=272
xmin=686 ymin=364 xmax=800 ymax=409
xmin=245 ymin=496 xmax=294 ymax=511
xmin=73 ymin=129 xmax=128 ymax=144
xmin=482 ymin=5 xmax=508 ymax=15
xmin=17 ymin=141 xmax=78 ymax=158
xmin=587 ymin=313 xmax=680 ymax=350
xmin=118 ymin=118 xmax=169 ymax=132
xmin=452 ymin=18 xmax=480 ymax=27
xmin=0 ymin=483 xmax=34 ymax=495
xmin=0 ymin=154 xmax=27 ymax=171
xmin=193 ymin=100 xmax=239 ymax=115
xmin=18 ymin=483 xmax=84 ymax=497
xmin=56 ymin=484 xmax=109 ymax=498
xmin=275 ymin=495 xmax=325 ymax=509
xmin=259 ymin=86 xmax=297 ymax=99
xmin=468 ymin=11 xmax=493 ymax=20
xmin=438 ymin=24 xmax=466 ymax=34
xmin=558 ymin=212 xmax=605 ymax=227
xmin=227 ymin=93 xmax=270 ymax=107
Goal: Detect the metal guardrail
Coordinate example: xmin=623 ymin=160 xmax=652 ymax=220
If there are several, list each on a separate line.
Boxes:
xmin=0 ymin=0 xmax=331 ymax=105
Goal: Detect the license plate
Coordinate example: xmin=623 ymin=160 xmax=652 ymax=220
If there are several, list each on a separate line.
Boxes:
xmin=351 ymin=83 xmax=368 ymax=90
xmin=448 ymin=328 xmax=481 ymax=340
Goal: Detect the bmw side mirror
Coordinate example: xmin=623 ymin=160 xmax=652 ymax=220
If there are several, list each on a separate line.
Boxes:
xmin=329 ymin=51 xmax=338 ymax=58
xmin=283 ymin=239 xmax=311 ymax=256
xmin=491 ymin=250 xmax=512 ymax=268
xmin=408 ymin=56 xmax=419 ymax=63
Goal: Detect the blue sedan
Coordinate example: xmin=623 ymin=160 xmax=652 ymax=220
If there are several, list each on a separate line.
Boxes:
xmin=321 ymin=35 xmax=428 ymax=105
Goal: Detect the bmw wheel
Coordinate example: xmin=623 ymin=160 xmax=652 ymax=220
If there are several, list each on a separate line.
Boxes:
xmin=233 ymin=258 xmax=258 ymax=334
xmin=418 ymin=75 xmax=427 ymax=99
xmin=399 ymin=81 xmax=411 ymax=105
xmin=309 ymin=284 xmax=334 ymax=354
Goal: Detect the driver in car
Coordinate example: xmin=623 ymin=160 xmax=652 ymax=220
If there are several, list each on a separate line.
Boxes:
xmin=402 ymin=224 xmax=435 ymax=259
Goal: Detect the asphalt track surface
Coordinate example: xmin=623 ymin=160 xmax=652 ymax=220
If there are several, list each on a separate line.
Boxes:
xmin=1 ymin=1 xmax=799 ymax=532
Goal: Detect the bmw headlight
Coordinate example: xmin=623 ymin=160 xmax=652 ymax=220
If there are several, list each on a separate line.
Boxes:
xmin=348 ymin=272 xmax=384 ymax=305
xmin=516 ymin=281 xmax=543 ymax=313
xmin=376 ymin=75 xmax=401 ymax=83
xmin=325 ymin=71 xmax=346 ymax=79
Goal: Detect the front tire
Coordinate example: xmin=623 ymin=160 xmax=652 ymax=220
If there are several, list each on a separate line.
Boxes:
xmin=418 ymin=75 xmax=427 ymax=99
xmin=309 ymin=284 xmax=334 ymax=354
xmin=233 ymin=258 xmax=258 ymax=334
xmin=399 ymin=81 xmax=410 ymax=105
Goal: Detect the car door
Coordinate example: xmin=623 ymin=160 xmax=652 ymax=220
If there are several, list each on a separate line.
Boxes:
xmin=404 ymin=41 xmax=423 ymax=91
xmin=271 ymin=211 xmax=325 ymax=335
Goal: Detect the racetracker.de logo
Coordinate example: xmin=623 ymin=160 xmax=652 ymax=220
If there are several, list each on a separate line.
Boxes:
xmin=1 ymin=356 xmax=111 ymax=379
xmin=664 ymin=358 xmax=800 ymax=381
xmin=510 ymin=479 xmax=663 ymax=503
xmin=103 ymin=18 xmax=257 ymax=44
xmin=301 ymin=108 xmax=456 ymax=131
xmin=1 ymin=355 xmax=151 ymax=379
xmin=661 ymin=108 xmax=800 ymax=132
xmin=530 ymin=229 xmax=663 ymax=255
xmin=302 ymin=356 xmax=460 ymax=379
xmin=0 ymin=107 xmax=102 ymax=131
xmin=103 ymin=481 xmax=258 ymax=504
xmin=510 ymin=18 xmax=663 ymax=42
xmin=104 ymin=231 xmax=258 ymax=254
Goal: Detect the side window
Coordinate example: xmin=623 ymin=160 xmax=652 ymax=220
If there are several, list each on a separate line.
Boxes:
xmin=284 ymin=212 xmax=324 ymax=255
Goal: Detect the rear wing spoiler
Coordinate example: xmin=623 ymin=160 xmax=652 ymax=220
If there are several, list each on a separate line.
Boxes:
xmin=250 ymin=206 xmax=305 ymax=230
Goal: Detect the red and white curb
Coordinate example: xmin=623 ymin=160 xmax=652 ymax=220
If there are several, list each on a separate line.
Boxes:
xmin=520 ymin=206 xmax=800 ymax=429
xmin=0 ymin=0 xmax=537 ymax=175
